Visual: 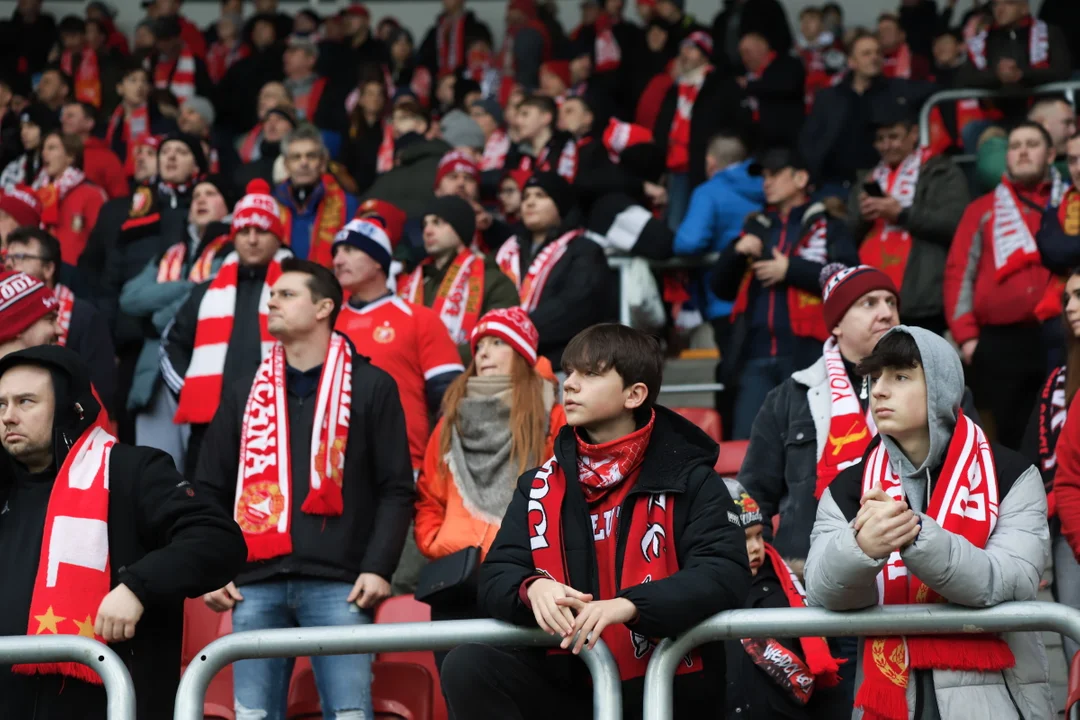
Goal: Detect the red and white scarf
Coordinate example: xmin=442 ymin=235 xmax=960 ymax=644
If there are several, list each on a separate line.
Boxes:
xmin=968 ymin=17 xmax=1049 ymax=70
xmin=858 ymin=412 xmax=1014 ymax=720
xmin=155 ymin=45 xmax=197 ymax=104
xmin=1038 ymin=366 xmax=1067 ymax=514
xmin=594 ymin=17 xmax=621 ymax=74
xmin=106 ymin=104 xmax=151 ymax=176
xmin=54 ymin=283 xmax=75 ymax=347
xmin=376 ymin=121 xmax=395 ymax=174
xmin=990 ymin=171 xmax=1063 ymax=282
xmin=437 ymin=13 xmax=466 ymax=75
xmin=235 ymin=332 xmax=353 ymax=560
xmin=882 ymin=44 xmax=912 ymax=79
xmin=496 ymin=229 xmax=579 ymax=312
xmin=60 ymin=49 xmax=102 ymax=107
xmin=13 ymin=412 xmax=115 ymax=684
xmin=816 ymin=338 xmax=876 ymax=499
xmin=206 ymin=40 xmax=249 ymax=83
xmin=33 ymin=167 xmax=86 ymax=228
xmin=173 ymin=248 xmax=291 ymax=425
xmin=666 ymin=65 xmax=711 ymax=173
xmin=398 ymin=248 xmax=486 ymax=344
xmin=481 ymin=128 xmax=511 ymax=172
xmin=859 ymin=148 xmax=932 ymax=289
xmin=157 ymin=233 xmax=230 ymax=284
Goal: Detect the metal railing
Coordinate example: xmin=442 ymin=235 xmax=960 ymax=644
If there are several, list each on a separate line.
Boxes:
xmin=0 ymin=635 xmax=136 ymax=720
xmin=643 ymin=601 xmax=1080 ymax=720
xmin=918 ymin=81 xmax=1080 ymax=149
xmin=174 ymin=618 xmax=622 ymax=720
xmin=659 ymin=382 xmax=725 ymax=394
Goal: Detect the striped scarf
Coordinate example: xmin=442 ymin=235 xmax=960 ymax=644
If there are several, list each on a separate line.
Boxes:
xmin=155 ymin=45 xmax=197 ymax=104
xmin=54 ymin=283 xmax=75 ymax=347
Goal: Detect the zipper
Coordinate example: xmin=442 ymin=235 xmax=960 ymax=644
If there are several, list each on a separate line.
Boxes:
xmin=1001 ymin=670 xmax=1024 ymax=717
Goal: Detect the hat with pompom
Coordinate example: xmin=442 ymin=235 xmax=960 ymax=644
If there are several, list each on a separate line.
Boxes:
xmin=820 ymin=263 xmax=899 ymax=331
xmin=470 ymin=307 xmax=540 ymax=366
xmin=231 ymin=179 xmax=287 ymax=241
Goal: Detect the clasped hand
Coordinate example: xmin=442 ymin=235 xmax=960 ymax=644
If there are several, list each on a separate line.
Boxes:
xmin=525 ymin=578 xmax=638 ymax=655
xmin=854 ymin=482 xmax=921 ymax=559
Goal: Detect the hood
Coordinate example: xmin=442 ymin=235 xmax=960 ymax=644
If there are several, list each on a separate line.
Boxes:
xmin=876 ymin=325 xmax=963 ymax=479
xmin=715 ymin=160 xmax=765 ymax=205
xmin=0 ymin=345 xmax=101 ymax=473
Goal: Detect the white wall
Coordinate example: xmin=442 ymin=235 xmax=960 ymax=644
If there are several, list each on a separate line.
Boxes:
xmin=0 ymin=0 xmax=901 ymax=48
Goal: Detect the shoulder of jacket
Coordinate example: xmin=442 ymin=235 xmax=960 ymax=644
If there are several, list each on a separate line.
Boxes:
xmin=990 ymin=442 xmax=1039 ymax=500
xmin=829 ymin=462 xmax=866 ymax=522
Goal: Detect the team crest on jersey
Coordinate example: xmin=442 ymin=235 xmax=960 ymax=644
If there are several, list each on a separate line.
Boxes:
xmin=130 ymin=186 xmax=153 ymax=217
xmin=373 ymin=322 xmax=395 ymax=344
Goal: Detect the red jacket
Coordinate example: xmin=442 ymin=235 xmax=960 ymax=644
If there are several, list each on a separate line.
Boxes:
xmin=82 ymin=137 xmax=129 ymax=199
xmin=47 ymin=182 xmax=107 ymax=264
xmin=1054 ymin=400 xmax=1080 ymax=557
xmin=943 ymin=178 xmax=1055 ymax=345
xmin=179 ymin=16 xmax=207 ymax=59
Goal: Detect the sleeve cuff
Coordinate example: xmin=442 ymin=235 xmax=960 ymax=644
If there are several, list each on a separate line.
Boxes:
xmin=518 ymin=575 xmax=545 ymax=609
xmin=117 ymin=568 xmax=150 ymax=607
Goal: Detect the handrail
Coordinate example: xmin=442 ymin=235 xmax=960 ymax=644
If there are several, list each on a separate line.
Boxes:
xmin=918 ymin=81 xmax=1080 ymax=148
xmin=0 ymin=635 xmax=136 ymax=720
xmin=174 ymin=618 xmax=622 ymax=720
xmin=659 ymin=382 xmax=725 ymax=394
xmin=643 ymin=601 xmax=1080 ymax=719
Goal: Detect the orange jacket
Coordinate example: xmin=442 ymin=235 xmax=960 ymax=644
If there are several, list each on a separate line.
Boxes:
xmin=415 ymin=403 xmax=566 ymax=561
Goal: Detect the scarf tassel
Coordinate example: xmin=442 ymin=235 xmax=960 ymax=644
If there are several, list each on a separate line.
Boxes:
xmin=14 ymin=661 xmax=103 ymax=686
xmin=299 ymin=490 xmax=343 ymax=516
xmin=908 ymin=635 xmax=1015 ymax=673
xmin=246 ymin=532 xmax=294 ymax=563
xmin=858 ymin=677 xmax=909 ymax=720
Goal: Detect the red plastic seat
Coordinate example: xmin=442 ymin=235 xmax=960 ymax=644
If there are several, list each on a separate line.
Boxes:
xmin=375 ymin=595 xmax=448 ymax=720
xmin=715 ymin=440 xmax=750 ymax=476
xmin=182 ymin=598 xmax=225 ymax=671
xmin=373 ymin=661 xmax=434 ymax=720
xmin=1068 ymin=650 xmax=1080 ymax=720
xmin=673 ymin=407 xmax=723 ymax=443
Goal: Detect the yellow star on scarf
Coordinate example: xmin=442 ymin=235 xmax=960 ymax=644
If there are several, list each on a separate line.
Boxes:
xmin=34 ymin=606 xmax=66 ymax=634
xmin=73 ymin=615 xmax=96 ymax=638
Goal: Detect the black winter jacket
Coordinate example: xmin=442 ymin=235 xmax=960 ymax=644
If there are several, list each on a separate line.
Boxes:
xmin=67 ymin=297 xmax=117 ymax=415
xmin=711 ymin=0 xmax=793 ymax=72
xmin=195 ymin=341 xmax=416 ymax=585
xmin=0 ymin=345 xmax=246 ymax=720
xmin=479 ymin=406 xmax=751 ymax=718
xmin=743 ymin=53 xmax=806 ymax=149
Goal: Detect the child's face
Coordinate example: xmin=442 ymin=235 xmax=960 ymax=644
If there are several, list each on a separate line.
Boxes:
xmin=869 ymin=364 xmax=928 ymax=440
xmin=562 ymin=366 xmax=639 ymax=429
xmin=119 ymin=72 xmax=149 ymax=105
xmin=800 ymin=13 xmax=822 ymax=41
xmin=745 ymin=525 xmax=765 ymax=577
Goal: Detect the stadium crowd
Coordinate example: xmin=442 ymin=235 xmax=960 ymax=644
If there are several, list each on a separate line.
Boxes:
xmin=1 ymin=0 xmax=1080 ymax=717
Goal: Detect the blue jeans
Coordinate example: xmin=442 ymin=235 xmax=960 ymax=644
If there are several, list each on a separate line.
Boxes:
xmin=733 ymin=356 xmax=796 ymax=440
xmin=666 ymin=172 xmax=691 ymax=232
xmin=232 ymin=578 xmax=374 ymax=720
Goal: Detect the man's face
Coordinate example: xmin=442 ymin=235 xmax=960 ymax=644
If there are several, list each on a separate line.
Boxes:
xmin=258 ymin=83 xmax=290 ymax=120
xmin=283 ymin=47 xmax=315 ymax=78
xmin=41 ymin=135 xmax=70 ymax=178
xmin=515 ymin=105 xmax=550 ymax=142
xmin=992 ymin=0 xmax=1029 ymax=27
xmin=1006 ymin=127 xmax=1053 ymax=185
xmin=263 ymin=114 xmax=292 ymax=143
xmin=932 ymin=35 xmax=962 ymax=68
xmin=570 ymin=55 xmax=591 ymax=85
xmin=849 ymin=37 xmax=883 ymax=78
xmin=133 ymin=143 xmax=158 ymax=182
xmin=762 ymin=167 xmax=806 ymax=206
xmin=251 ymin=19 xmax=276 ymax=49
xmin=36 ymin=71 xmax=67 ymax=106
xmin=60 ymin=31 xmax=84 ymax=53
xmin=1065 ymin=137 xmax=1080 ymax=188
xmin=342 ymin=13 xmax=368 ymax=37
xmin=877 ymin=19 xmax=903 ymax=52
xmin=738 ymin=35 xmax=770 ymax=73
xmin=294 ymin=13 xmax=319 ymax=35
xmin=499 ymin=179 xmax=522 ymax=216
xmin=745 ymin=525 xmax=765 ymax=576
xmin=869 ymin=362 xmax=929 ymax=440
xmin=5 ymin=239 xmax=54 ymax=286
xmin=604 ymin=0 xmax=624 ymax=16
xmin=0 ymin=365 xmax=55 ymax=467
xmin=539 ymin=70 xmax=567 ymax=99
xmin=874 ymin=123 xmax=918 ymax=168
xmin=254 ymin=0 xmax=277 ymax=12
xmin=159 ymin=140 xmax=198 ymax=184
xmin=285 ymin=139 xmax=326 ymax=186
xmin=86 ymin=23 xmax=105 ymax=51
xmin=178 ymin=106 xmax=208 ymax=136
xmin=391 ymin=110 xmax=426 ymax=138
xmin=1065 ymin=273 xmax=1080 ymax=339
xmin=521 ymin=186 xmax=560 ymax=232
xmin=562 ymin=366 xmax=639 ymax=428
xmin=267 ymin=272 xmax=330 ymax=339
xmin=332 ymin=244 xmax=384 ymax=292
xmin=234 ymin=227 xmax=281 ymax=266
xmin=60 ymin=105 xmax=91 ymax=137
xmin=655 ymin=0 xmax=679 ymax=22
xmin=678 ymin=45 xmax=707 ymax=73
xmin=0 ymin=210 xmax=17 ymax=244
xmin=581 ymin=2 xmax=600 ymax=26
xmin=423 ymin=214 xmax=464 ymax=257
xmin=1035 ymin=101 xmax=1077 ymax=155
xmin=442 ymin=0 xmax=464 ymax=14
xmin=118 ymin=71 xmax=150 ymax=106
xmin=436 ymin=74 xmax=456 ymax=107
xmin=469 ymin=106 xmax=496 ymax=137
xmin=834 ymin=290 xmax=899 ymax=361
xmin=558 ymin=99 xmax=592 ymax=138
xmin=800 ymin=12 xmax=823 ymax=41
xmin=189 ymin=183 xmax=228 ymax=226
xmin=436 ymin=171 xmax=478 ymax=200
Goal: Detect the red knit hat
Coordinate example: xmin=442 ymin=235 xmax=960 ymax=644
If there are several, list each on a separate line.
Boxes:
xmin=0 ymin=185 xmax=43 ymax=228
xmin=682 ymin=30 xmax=714 ymax=58
xmin=820 ymin=263 xmax=900 ymax=331
xmin=434 ymin=150 xmax=479 ymax=190
xmin=0 ymin=271 xmax=58 ymax=344
xmin=356 ymin=198 xmax=407 ymax=246
xmin=231 ymin=179 xmax=287 ymax=241
xmin=601 ymin=118 xmax=653 ymax=158
xmin=470 ymin=307 xmax=540 ymax=366
xmin=540 ymin=60 xmax=571 ymax=88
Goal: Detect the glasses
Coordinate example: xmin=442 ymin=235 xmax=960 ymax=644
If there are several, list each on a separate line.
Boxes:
xmin=3 ymin=253 xmax=46 ymax=266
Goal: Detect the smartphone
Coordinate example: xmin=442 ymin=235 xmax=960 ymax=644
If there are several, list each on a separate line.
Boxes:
xmin=862 ymin=181 xmax=886 ymax=198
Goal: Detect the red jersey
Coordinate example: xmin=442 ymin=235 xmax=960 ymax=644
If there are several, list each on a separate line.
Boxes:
xmin=335 ymin=295 xmax=464 ymax=469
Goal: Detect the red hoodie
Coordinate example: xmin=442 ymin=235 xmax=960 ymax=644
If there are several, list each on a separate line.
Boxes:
xmin=81 ymin=137 xmax=129 ymax=199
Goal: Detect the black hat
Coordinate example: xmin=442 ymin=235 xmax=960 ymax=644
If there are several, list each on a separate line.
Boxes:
xmin=19 ymin=103 xmax=60 ymax=135
xmin=265 ymin=104 xmax=299 ymax=128
xmin=870 ymin=97 xmax=917 ymax=130
xmin=524 ymin=171 xmax=574 ymax=221
xmin=195 ymin=174 xmax=238 ymax=211
xmin=749 ymin=147 xmax=809 ymax=177
xmin=620 ymin=142 xmax=665 ymax=185
xmin=159 ymin=132 xmax=209 ymax=178
xmin=154 ymin=14 xmax=183 ymax=39
xmin=723 ymin=479 xmax=764 ymax=529
xmin=426 ymin=195 xmax=476 ymax=247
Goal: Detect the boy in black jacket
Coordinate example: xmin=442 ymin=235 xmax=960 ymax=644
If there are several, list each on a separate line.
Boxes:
xmin=441 ymin=323 xmax=751 ymax=720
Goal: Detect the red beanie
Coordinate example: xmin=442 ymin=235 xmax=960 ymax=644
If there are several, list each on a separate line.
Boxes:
xmin=0 ymin=271 xmax=58 ymax=344
xmin=231 ymin=179 xmax=287 ymax=241
xmin=821 ymin=263 xmax=900 ymax=331
xmin=356 ymin=198 xmax=407 ymax=245
xmin=540 ymin=60 xmax=571 ymax=89
xmin=0 ymin=185 xmax=43 ymax=228
xmin=470 ymin=307 xmax=540 ymax=366
xmin=601 ymin=118 xmax=653 ymax=159
xmin=434 ymin=150 xmax=479 ymax=190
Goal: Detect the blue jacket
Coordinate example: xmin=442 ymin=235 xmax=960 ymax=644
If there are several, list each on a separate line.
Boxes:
xmin=275 ymin=179 xmax=360 ymax=261
xmin=673 ymin=160 xmax=764 ymax=320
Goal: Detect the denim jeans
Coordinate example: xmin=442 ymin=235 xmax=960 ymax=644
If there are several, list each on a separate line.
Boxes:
xmin=733 ymin=356 xmax=796 ymax=440
xmin=232 ymin=578 xmax=374 ymax=720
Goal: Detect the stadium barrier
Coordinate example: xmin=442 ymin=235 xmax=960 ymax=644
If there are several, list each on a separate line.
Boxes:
xmin=0 ymin=635 xmax=137 ymax=720
xmin=606 ymin=253 xmax=718 ymax=327
xmin=643 ymin=601 xmax=1080 ymax=719
xmin=173 ymin=618 xmax=623 ymax=720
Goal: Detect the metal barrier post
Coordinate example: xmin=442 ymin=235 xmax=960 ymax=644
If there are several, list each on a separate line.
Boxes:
xmin=0 ymin=635 xmax=136 ymax=720
xmin=643 ymin=602 xmax=1080 ymax=720
xmin=175 ymin=618 xmax=622 ymax=720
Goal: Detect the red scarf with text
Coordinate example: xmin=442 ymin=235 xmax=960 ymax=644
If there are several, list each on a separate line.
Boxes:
xmin=398 ymin=248 xmax=486 ymax=344
xmin=666 ymin=66 xmax=711 ymax=173
xmin=235 ymin=333 xmax=353 ymax=560
xmin=173 ymin=248 xmax=290 ymax=424
xmin=496 ymin=229 xmax=579 ymax=312
xmin=106 ymin=104 xmax=151 ymax=176
xmin=528 ymin=414 xmax=702 ymax=680
xmin=33 ymin=167 xmax=86 ymax=227
xmin=437 ymin=14 xmax=466 ymax=75
xmin=593 ymin=15 xmax=622 ymax=73
xmin=857 ymin=413 xmax=1013 ymax=720
xmin=155 ymin=45 xmax=197 ymax=103
xmin=816 ymin=337 xmax=875 ymax=499
xmin=307 ymin=174 xmax=349 ymax=268
xmin=60 ymin=49 xmax=102 ymax=107
xmin=481 ymin=127 xmax=511 ymax=172
xmin=968 ymin=16 xmax=1049 ymax=71
xmin=157 ymin=233 xmax=230 ymax=284
xmin=54 ymin=283 xmax=75 ymax=347
xmin=13 ymin=414 xmax=115 ymax=684
xmin=990 ymin=172 xmax=1062 ymax=283
xmin=1038 ymin=365 xmax=1067 ymax=513
xmin=859 ymin=148 xmax=933 ymax=289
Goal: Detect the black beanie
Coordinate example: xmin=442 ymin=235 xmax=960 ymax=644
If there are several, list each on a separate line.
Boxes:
xmin=427 ymin=195 xmax=476 ymax=246
xmin=196 ymin=174 xmax=238 ymax=211
xmin=159 ymin=132 xmax=209 ymax=178
xmin=525 ymin=171 xmax=574 ymax=221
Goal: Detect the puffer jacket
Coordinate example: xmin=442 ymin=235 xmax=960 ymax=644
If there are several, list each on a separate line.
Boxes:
xmin=804 ymin=326 xmax=1053 ymax=720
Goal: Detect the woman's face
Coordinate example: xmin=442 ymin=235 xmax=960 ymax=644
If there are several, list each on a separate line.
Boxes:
xmin=1066 ymin=274 xmax=1080 ymax=338
xmin=391 ymin=36 xmax=412 ymax=63
xmin=475 ymin=336 xmax=517 ymax=377
xmin=358 ymin=82 xmax=385 ymax=116
xmin=20 ymin=123 xmax=40 ymax=150
xmin=41 ymin=134 xmax=70 ymax=176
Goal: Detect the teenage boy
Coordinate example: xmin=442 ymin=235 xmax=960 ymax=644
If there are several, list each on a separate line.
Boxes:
xmin=502 ymin=95 xmax=580 ymax=182
xmin=805 ymin=326 xmax=1053 ymax=720
xmin=105 ymin=61 xmax=177 ymax=175
xmin=441 ymin=323 xmax=752 ymax=719
xmin=199 ymin=259 xmax=415 ymax=720
xmin=711 ymin=147 xmax=859 ymax=439
xmin=722 ymin=478 xmax=843 ymax=720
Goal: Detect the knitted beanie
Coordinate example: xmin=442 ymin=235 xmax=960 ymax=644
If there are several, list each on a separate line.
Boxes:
xmin=723 ymin=478 xmax=764 ymax=529
xmin=820 ymin=263 xmax=900 ymax=331
xmin=231 ymin=179 xmax=287 ymax=241
xmin=0 ymin=271 xmax=59 ymax=344
xmin=356 ymin=198 xmax=407 ymax=245
xmin=470 ymin=307 xmax=540 ymax=366
xmin=332 ymin=218 xmax=395 ymax=275
xmin=434 ymin=149 xmax=479 ymax=189
xmin=0 ymin=185 xmax=43 ymax=228
xmin=426 ymin=195 xmax=476 ymax=247
xmin=524 ymin=171 xmax=574 ymax=221
xmin=682 ymin=30 xmax=713 ymax=57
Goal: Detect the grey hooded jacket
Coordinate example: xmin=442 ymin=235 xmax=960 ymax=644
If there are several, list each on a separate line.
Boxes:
xmin=804 ymin=326 xmax=1053 ymax=720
